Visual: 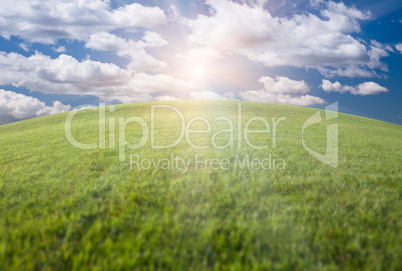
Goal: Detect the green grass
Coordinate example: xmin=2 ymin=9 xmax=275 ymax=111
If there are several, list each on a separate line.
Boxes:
xmin=0 ymin=100 xmax=401 ymax=270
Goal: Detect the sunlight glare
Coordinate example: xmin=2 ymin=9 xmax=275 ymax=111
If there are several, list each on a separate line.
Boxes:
xmin=192 ymin=65 xmax=206 ymax=79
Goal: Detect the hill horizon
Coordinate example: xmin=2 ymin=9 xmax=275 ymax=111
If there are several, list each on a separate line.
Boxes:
xmin=1 ymin=100 xmax=401 ymax=270
xmin=1 ymin=100 xmax=401 ymax=128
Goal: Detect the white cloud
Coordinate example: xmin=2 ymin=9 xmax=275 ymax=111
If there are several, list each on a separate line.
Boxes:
xmin=318 ymin=0 xmax=371 ymax=20
xmin=355 ymin=82 xmax=388 ymax=95
xmin=142 ymin=31 xmax=168 ymax=48
xmin=154 ymin=95 xmax=180 ymax=101
xmin=0 ymin=52 xmax=196 ymax=103
xmin=72 ymin=105 xmax=97 ymax=111
xmin=240 ymin=91 xmax=326 ymax=106
xmin=187 ymin=0 xmax=387 ymax=77
xmin=317 ymin=65 xmax=380 ymax=78
xmin=53 ymin=46 xmax=66 ymax=53
xmin=258 ymin=76 xmax=310 ymax=94
xmin=321 ymin=80 xmax=388 ymax=95
xmin=0 ymin=0 xmax=167 ymax=44
xmin=110 ymin=3 xmax=167 ymax=31
xmin=240 ymin=76 xmax=325 ymax=106
xmin=86 ymin=31 xmax=167 ymax=52
xmin=370 ymin=40 xmax=394 ymax=53
xmin=0 ymin=89 xmax=71 ymax=125
xmin=0 ymin=0 xmax=395 ymax=120
xmin=396 ymin=44 xmax=402 ymax=54
xmin=190 ymin=91 xmax=227 ymax=100
xmin=321 ymin=80 xmax=351 ymax=93
xmin=19 ymin=43 xmax=30 ymax=52
xmin=85 ymin=31 xmax=167 ymax=72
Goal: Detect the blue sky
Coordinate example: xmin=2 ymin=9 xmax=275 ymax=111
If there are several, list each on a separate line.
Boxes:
xmin=0 ymin=0 xmax=401 ymax=125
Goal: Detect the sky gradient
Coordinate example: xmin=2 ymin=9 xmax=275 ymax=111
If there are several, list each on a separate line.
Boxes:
xmin=0 ymin=0 xmax=401 ymax=125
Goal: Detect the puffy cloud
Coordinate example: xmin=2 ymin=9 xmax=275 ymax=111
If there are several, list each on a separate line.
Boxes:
xmin=187 ymin=0 xmax=387 ymax=77
xmin=321 ymin=80 xmax=353 ymax=93
xmin=85 ymin=31 xmax=167 ymax=72
xmin=0 ymin=0 xmax=394 ymax=119
xmin=86 ymin=31 xmax=167 ymax=52
xmin=258 ymin=76 xmax=310 ymax=94
xmin=316 ymin=0 xmax=371 ymax=21
xmin=355 ymin=82 xmax=388 ymax=95
xmin=240 ymin=76 xmax=325 ymax=106
xmin=0 ymin=52 xmax=196 ymax=103
xmin=321 ymin=80 xmax=388 ymax=95
xmin=396 ymin=44 xmax=402 ymax=54
xmin=190 ymin=91 xmax=227 ymax=100
xmin=0 ymin=89 xmax=71 ymax=125
xmin=110 ymin=3 xmax=167 ymax=31
xmin=141 ymin=31 xmax=168 ymax=48
xmin=0 ymin=0 xmax=167 ymax=44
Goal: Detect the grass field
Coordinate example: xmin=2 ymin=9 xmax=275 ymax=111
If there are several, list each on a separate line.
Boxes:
xmin=0 ymin=100 xmax=401 ymax=270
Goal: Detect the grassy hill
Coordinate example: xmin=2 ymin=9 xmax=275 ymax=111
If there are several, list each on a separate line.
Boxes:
xmin=0 ymin=100 xmax=401 ymax=270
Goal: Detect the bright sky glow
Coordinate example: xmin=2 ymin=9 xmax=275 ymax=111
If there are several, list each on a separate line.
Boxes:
xmin=0 ymin=0 xmax=401 ymax=125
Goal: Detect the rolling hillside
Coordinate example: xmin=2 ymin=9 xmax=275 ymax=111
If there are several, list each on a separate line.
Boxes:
xmin=0 ymin=100 xmax=401 ymax=270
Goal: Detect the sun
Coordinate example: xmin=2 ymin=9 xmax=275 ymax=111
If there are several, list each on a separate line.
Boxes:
xmin=192 ymin=65 xmax=206 ymax=79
